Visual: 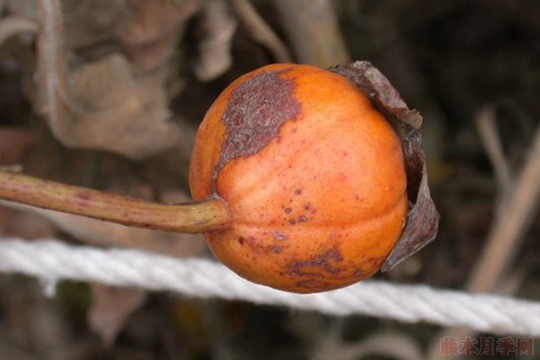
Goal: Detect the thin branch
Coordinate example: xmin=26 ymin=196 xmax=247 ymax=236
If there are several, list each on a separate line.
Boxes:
xmin=230 ymin=0 xmax=292 ymax=63
xmin=475 ymin=106 xmax=512 ymax=193
xmin=37 ymin=0 xmax=71 ymax=138
xmin=466 ymin=124 xmax=540 ymax=293
xmin=271 ymin=0 xmax=350 ymax=67
xmin=428 ymin=121 xmax=540 ymax=360
xmin=0 ymin=171 xmax=231 ymax=233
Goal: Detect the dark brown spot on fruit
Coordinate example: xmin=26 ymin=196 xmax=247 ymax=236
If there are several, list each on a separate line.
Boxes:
xmin=214 ymin=69 xmax=301 ymax=179
xmin=298 ymin=215 xmax=308 ymax=222
xmin=284 ymin=207 xmax=292 ymax=214
xmin=294 ymin=189 xmax=302 ymax=195
xmin=272 ymin=246 xmax=283 ymax=254
xmin=238 ymin=237 xmax=245 ymax=245
xmin=288 ymin=248 xmax=344 ymax=277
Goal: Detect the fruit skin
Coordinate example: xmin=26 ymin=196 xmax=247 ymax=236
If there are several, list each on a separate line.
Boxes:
xmin=189 ymin=63 xmax=408 ymax=293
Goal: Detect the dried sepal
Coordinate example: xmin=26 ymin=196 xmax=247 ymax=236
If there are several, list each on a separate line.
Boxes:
xmin=330 ymin=61 xmax=440 ymax=271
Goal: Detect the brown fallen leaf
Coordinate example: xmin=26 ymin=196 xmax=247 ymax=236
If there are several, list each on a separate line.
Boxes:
xmin=26 ymin=0 xmax=202 ymax=73
xmin=195 ymin=0 xmax=237 ymax=81
xmin=88 ymin=284 xmax=148 ymax=346
xmin=34 ymin=0 xmax=192 ymax=159
xmin=114 ymin=0 xmax=200 ymax=72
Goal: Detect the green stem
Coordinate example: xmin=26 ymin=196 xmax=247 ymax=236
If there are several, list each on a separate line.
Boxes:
xmin=0 ymin=171 xmax=231 ymax=233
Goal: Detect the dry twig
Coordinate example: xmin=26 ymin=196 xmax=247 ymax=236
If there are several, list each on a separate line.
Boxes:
xmin=428 ymin=114 xmax=540 ymax=360
xmin=230 ymin=0 xmax=292 ymax=63
xmin=272 ymin=0 xmax=350 ymax=67
xmin=467 ymin=123 xmax=540 ymax=293
xmin=475 ymin=106 xmax=512 ymax=192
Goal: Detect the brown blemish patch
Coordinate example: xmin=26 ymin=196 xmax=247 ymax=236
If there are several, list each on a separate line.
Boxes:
xmin=245 ymin=236 xmax=259 ymax=252
xmin=242 ymin=235 xmax=283 ymax=255
xmin=288 ymin=248 xmax=344 ymax=277
xmin=214 ymin=69 xmax=301 ymax=179
xmin=298 ymin=215 xmax=308 ymax=222
xmin=284 ymin=207 xmax=292 ymax=214
xmin=272 ymin=245 xmax=283 ymax=254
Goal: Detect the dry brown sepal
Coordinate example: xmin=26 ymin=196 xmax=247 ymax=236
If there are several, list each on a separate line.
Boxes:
xmin=330 ymin=61 xmax=440 ymax=271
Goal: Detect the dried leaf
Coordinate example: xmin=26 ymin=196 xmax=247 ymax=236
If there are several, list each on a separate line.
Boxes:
xmin=114 ymin=0 xmax=200 ymax=71
xmin=63 ymin=0 xmax=200 ymax=72
xmin=88 ymin=284 xmax=148 ymax=346
xmin=35 ymin=0 xmax=190 ymax=159
xmin=330 ymin=61 xmax=440 ymax=271
xmin=195 ymin=0 xmax=237 ymax=81
xmin=66 ymin=54 xmax=184 ymax=158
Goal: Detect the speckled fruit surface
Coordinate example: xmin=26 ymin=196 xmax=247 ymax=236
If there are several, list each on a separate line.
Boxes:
xmin=189 ymin=64 xmax=408 ymax=293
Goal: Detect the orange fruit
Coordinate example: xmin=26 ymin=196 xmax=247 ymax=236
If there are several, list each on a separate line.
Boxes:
xmin=189 ymin=64 xmax=408 ymax=293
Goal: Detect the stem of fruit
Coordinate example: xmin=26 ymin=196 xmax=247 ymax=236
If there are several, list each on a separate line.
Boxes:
xmin=0 ymin=171 xmax=231 ymax=233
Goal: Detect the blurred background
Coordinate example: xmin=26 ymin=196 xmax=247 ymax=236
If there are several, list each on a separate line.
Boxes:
xmin=0 ymin=0 xmax=539 ymax=359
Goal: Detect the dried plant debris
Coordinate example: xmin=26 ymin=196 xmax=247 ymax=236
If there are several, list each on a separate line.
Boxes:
xmin=330 ymin=61 xmax=440 ymax=271
xmin=34 ymin=0 xmax=192 ymax=159
xmin=88 ymin=284 xmax=148 ymax=346
xmin=62 ymin=0 xmax=200 ymax=72
xmin=231 ymin=0 xmax=292 ymax=63
xmin=195 ymin=0 xmax=237 ymax=81
xmin=273 ymin=0 xmax=349 ymax=67
xmin=0 ymin=16 xmax=38 ymax=46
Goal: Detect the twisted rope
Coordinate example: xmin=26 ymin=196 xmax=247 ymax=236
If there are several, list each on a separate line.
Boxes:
xmin=0 ymin=238 xmax=539 ymax=337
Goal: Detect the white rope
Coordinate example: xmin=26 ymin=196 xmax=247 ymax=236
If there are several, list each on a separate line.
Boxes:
xmin=0 ymin=238 xmax=539 ymax=337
